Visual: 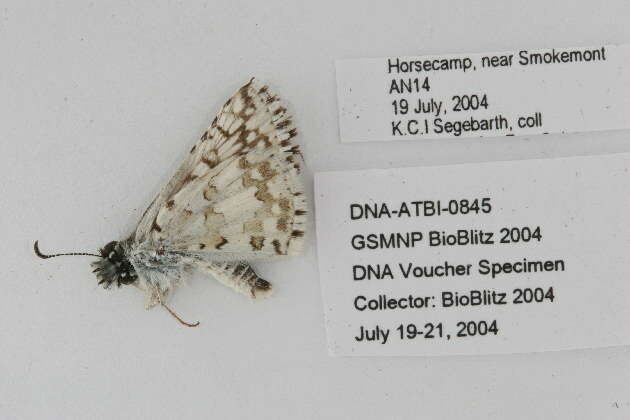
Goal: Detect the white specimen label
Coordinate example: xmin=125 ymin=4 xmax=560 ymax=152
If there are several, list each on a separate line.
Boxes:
xmin=336 ymin=44 xmax=630 ymax=142
xmin=315 ymin=153 xmax=630 ymax=356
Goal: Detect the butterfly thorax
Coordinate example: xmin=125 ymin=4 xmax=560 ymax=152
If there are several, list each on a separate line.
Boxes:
xmin=91 ymin=239 xmax=138 ymax=288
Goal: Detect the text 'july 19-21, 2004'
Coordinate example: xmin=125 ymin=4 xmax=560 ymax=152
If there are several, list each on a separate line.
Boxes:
xmin=315 ymin=153 xmax=630 ymax=356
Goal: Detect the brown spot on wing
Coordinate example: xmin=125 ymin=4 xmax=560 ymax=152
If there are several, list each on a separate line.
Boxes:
xmin=254 ymin=188 xmax=273 ymax=203
xmin=201 ymin=156 xmax=217 ymax=168
xmin=203 ymin=185 xmax=218 ymax=201
xmin=216 ymin=237 xmax=228 ymax=250
xmin=277 ymin=217 xmax=288 ymax=232
xmin=151 ymin=220 xmax=162 ymax=232
xmin=279 ymin=198 xmax=291 ymax=211
xmin=276 ymin=119 xmax=291 ymax=129
xmin=183 ymin=174 xmax=198 ymax=184
xmin=238 ymin=156 xmax=251 ymax=170
xmin=250 ymin=236 xmax=265 ymax=250
xmin=257 ymin=161 xmax=276 ymax=180
xmin=244 ymin=220 xmax=263 ymax=233
xmin=272 ymin=239 xmax=283 ymax=255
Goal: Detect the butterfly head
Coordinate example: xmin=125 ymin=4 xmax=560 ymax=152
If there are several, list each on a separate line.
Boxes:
xmin=90 ymin=241 xmax=138 ymax=288
xmin=34 ymin=239 xmax=138 ymax=288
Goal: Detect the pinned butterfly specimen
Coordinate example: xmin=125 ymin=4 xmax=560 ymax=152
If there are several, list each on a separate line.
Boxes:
xmin=35 ymin=79 xmax=306 ymax=327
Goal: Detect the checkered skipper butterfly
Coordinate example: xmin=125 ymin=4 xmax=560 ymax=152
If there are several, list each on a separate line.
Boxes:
xmin=35 ymin=79 xmax=306 ymax=327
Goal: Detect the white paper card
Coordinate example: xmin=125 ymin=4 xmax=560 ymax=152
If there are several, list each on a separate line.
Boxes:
xmin=315 ymin=153 xmax=630 ymax=356
xmin=336 ymin=44 xmax=630 ymax=142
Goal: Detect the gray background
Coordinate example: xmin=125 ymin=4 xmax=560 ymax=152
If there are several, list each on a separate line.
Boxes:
xmin=2 ymin=1 xmax=630 ymax=419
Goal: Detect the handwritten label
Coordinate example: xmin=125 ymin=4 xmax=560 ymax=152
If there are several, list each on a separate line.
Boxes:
xmin=336 ymin=44 xmax=630 ymax=142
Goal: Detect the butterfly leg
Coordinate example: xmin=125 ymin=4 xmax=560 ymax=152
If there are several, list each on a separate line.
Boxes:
xmin=138 ymin=268 xmax=181 ymax=309
xmin=201 ymin=262 xmax=272 ymax=299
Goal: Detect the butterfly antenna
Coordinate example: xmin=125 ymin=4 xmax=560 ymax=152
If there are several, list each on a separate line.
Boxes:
xmin=34 ymin=240 xmax=102 ymax=259
xmin=153 ymin=287 xmax=199 ymax=328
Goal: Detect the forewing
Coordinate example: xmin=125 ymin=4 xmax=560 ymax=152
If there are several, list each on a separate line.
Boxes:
xmin=134 ymin=78 xmax=306 ymax=259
